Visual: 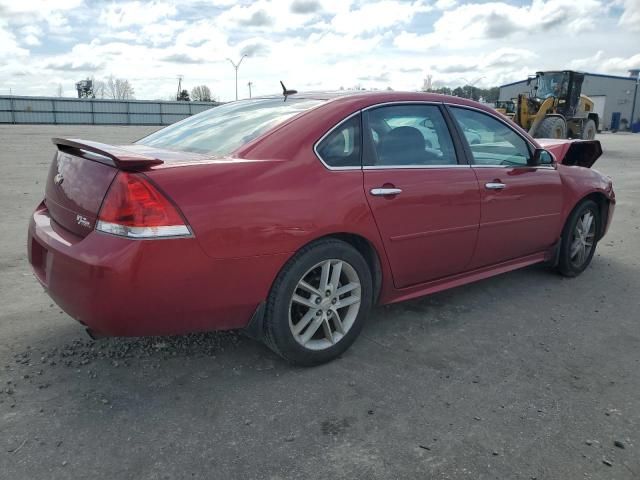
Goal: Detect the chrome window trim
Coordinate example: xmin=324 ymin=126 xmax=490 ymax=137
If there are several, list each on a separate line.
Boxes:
xmin=313 ymin=110 xmax=363 ymax=171
xmin=363 ymin=164 xmax=470 ymax=170
xmin=361 ymin=100 xmax=442 ymax=111
xmin=313 ymin=101 xmax=552 ymax=171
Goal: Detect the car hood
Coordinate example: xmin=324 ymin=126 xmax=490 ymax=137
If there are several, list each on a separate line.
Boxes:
xmin=537 ymin=139 xmax=602 ymax=168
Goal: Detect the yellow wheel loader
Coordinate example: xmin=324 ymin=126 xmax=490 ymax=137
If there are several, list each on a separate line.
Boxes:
xmin=502 ymin=71 xmax=598 ymax=140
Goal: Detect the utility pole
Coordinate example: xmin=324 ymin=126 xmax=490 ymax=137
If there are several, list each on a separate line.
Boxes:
xmin=226 ymin=55 xmax=247 ymax=101
xmin=176 ymin=75 xmax=183 ymax=101
xmin=458 ymin=76 xmax=484 ymax=99
xmin=247 ymin=81 xmax=253 ymax=98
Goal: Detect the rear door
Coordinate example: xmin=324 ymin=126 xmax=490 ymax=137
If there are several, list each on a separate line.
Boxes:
xmin=447 ymin=106 xmax=563 ymax=268
xmin=362 ymin=104 xmax=480 ymax=288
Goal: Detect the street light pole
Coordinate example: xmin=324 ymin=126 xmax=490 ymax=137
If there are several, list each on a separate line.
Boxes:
xmin=227 ymin=55 xmax=247 ymax=101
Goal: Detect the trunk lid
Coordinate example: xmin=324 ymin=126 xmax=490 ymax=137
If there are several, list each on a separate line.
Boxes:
xmin=44 ymin=139 xmax=165 ymax=237
xmin=537 ymin=139 xmax=603 ymax=168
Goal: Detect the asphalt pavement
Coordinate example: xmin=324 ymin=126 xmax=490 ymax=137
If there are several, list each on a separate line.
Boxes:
xmin=1 ymin=125 xmax=639 ymax=479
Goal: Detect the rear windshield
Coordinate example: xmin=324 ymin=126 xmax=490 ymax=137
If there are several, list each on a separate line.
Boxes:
xmin=137 ymin=98 xmax=324 ymax=156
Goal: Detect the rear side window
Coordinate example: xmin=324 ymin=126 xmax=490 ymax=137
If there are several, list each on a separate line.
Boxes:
xmin=316 ymin=114 xmax=361 ymax=168
xmin=365 ymin=104 xmax=457 ymax=166
xmin=137 ymin=98 xmax=324 ymax=156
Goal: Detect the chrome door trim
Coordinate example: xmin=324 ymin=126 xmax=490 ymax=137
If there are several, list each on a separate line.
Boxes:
xmin=363 ymin=164 xmax=471 ymax=170
xmin=471 ymin=164 xmax=557 ymax=170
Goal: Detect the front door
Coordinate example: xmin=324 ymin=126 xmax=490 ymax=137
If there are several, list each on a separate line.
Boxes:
xmin=448 ymin=106 xmax=564 ymax=268
xmin=362 ymin=104 xmax=480 ymax=289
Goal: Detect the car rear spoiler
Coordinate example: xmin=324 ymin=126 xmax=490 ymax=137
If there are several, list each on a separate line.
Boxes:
xmin=52 ymin=138 xmax=164 ymax=169
xmin=537 ymin=139 xmax=602 ymax=169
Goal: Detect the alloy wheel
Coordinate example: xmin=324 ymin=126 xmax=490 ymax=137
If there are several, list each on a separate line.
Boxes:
xmin=288 ymin=259 xmax=361 ymax=351
xmin=569 ymin=210 xmax=596 ymax=268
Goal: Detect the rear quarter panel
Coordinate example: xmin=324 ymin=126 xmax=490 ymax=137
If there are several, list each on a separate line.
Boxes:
xmin=144 ymin=98 xmax=386 ymax=262
xmin=146 ymin=159 xmax=381 ymax=260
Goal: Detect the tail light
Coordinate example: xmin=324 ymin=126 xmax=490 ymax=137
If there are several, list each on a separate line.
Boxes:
xmin=96 ymin=172 xmax=191 ymax=239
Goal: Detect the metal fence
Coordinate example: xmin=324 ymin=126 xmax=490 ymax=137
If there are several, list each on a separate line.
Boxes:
xmin=0 ymin=95 xmax=220 ymax=125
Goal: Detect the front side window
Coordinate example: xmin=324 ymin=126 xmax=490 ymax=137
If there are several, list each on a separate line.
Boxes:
xmin=316 ymin=114 xmax=361 ymax=168
xmin=449 ymin=107 xmax=531 ymax=166
xmin=137 ymin=98 xmax=324 ymax=157
xmin=365 ymin=105 xmax=457 ymax=167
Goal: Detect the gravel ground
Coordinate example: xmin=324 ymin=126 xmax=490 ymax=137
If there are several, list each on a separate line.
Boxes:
xmin=1 ymin=125 xmax=639 ymax=479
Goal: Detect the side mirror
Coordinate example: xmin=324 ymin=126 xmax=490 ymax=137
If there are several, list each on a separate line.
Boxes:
xmin=531 ymin=148 xmax=555 ymax=166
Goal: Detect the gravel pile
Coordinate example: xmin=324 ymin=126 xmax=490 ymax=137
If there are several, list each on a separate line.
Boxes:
xmin=7 ymin=331 xmax=242 ymax=371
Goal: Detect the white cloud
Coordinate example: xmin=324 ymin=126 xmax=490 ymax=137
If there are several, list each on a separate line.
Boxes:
xmin=216 ymin=0 xmax=320 ymax=32
xmin=395 ymin=0 xmax=603 ymax=51
xmin=0 ymin=19 xmax=29 ymax=60
xmin=99 ymin=1 xmax=177 ymax=28
xmin=570 ymin=50 xmax=640 ymax=74
xmin=329 ymin=1 xmax=432 ymax=34
xmin=0 ymin=0 xmax=637 ymax=99
xmin=0 ymin=0 xmax=82 ymax=16
xmin=435 ymin=0 xmax=457 ymax=9
xmin=19 ymin=24 xmax=43 ymax=46
xmin=615 ymin=0 xmax=640 ymax=31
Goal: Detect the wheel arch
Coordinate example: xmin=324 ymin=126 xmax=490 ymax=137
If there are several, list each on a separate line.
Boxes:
xmin=567 ymin=191 xmax=610 ymax=240
xmin=313 ymin=232 xmax=384 ymax=305
xmin=243 ymin=231 xmax=386 ymax=340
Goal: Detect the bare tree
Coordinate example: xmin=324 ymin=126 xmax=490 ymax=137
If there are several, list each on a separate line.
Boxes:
xmin=55 ymin=84 xmax=64 ymax=97
xmin=190 ymin=85 xmax=212 ymax=102
xmin=92 ymin=77 xmax=105 ymax=99
xmin=104 ymin=75 xmax=135 ymax=100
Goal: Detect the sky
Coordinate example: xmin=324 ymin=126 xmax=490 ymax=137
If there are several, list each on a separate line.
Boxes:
xmin=0 ymin=0 xmax=639 ymax=101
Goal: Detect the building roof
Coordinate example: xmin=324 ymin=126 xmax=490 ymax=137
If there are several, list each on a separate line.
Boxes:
xmin=499 ymin=72 xmax=638 ymax=89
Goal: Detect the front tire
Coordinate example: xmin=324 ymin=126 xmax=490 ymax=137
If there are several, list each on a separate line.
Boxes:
xmin=263 ymin=239 xmax=373 ymax=366
xmin=536 ymin=116 xmax=567 ymax=139
xmin=557 ymin=200 xmax=600 ymax=277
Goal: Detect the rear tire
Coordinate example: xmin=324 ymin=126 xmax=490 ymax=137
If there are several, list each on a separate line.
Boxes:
xmin=556 ymin=200 xmax=600 ymax=277
xmin=263 ymin=239 xmax=373 ymax=366
xmin=582 ymin=119 xmax=596 ymax=140
xmin=536 ymin=116 xmax=567 ymax=139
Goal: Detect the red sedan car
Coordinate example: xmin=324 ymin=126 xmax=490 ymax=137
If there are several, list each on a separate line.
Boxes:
xmin=28 ymin=91 xmax=615 ymax=365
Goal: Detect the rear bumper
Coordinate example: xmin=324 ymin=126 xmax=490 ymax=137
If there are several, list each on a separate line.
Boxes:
xmin=28 ymin=204 xmax=288 ymax=337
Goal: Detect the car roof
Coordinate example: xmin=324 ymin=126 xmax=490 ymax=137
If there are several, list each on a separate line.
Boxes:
xmin=251 ymin=90 xmax=478 ymax=106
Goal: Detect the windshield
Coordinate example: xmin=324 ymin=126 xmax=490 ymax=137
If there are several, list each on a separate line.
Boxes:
xmin=536 ymin=73 xmax=568 ymax=99
xmin=137 ymin=98 xmax=324 ymax=156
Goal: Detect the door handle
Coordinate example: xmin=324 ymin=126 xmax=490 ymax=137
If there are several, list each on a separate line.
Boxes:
xmin=370 ymin=188 xmax=402 ymax=196
xmin=485 ymin=182 xmax=506 ymax=190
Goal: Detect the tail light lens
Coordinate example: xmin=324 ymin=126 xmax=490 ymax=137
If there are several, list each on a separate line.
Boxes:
xmin=96 ymin=172 xmax=191 ymax=239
